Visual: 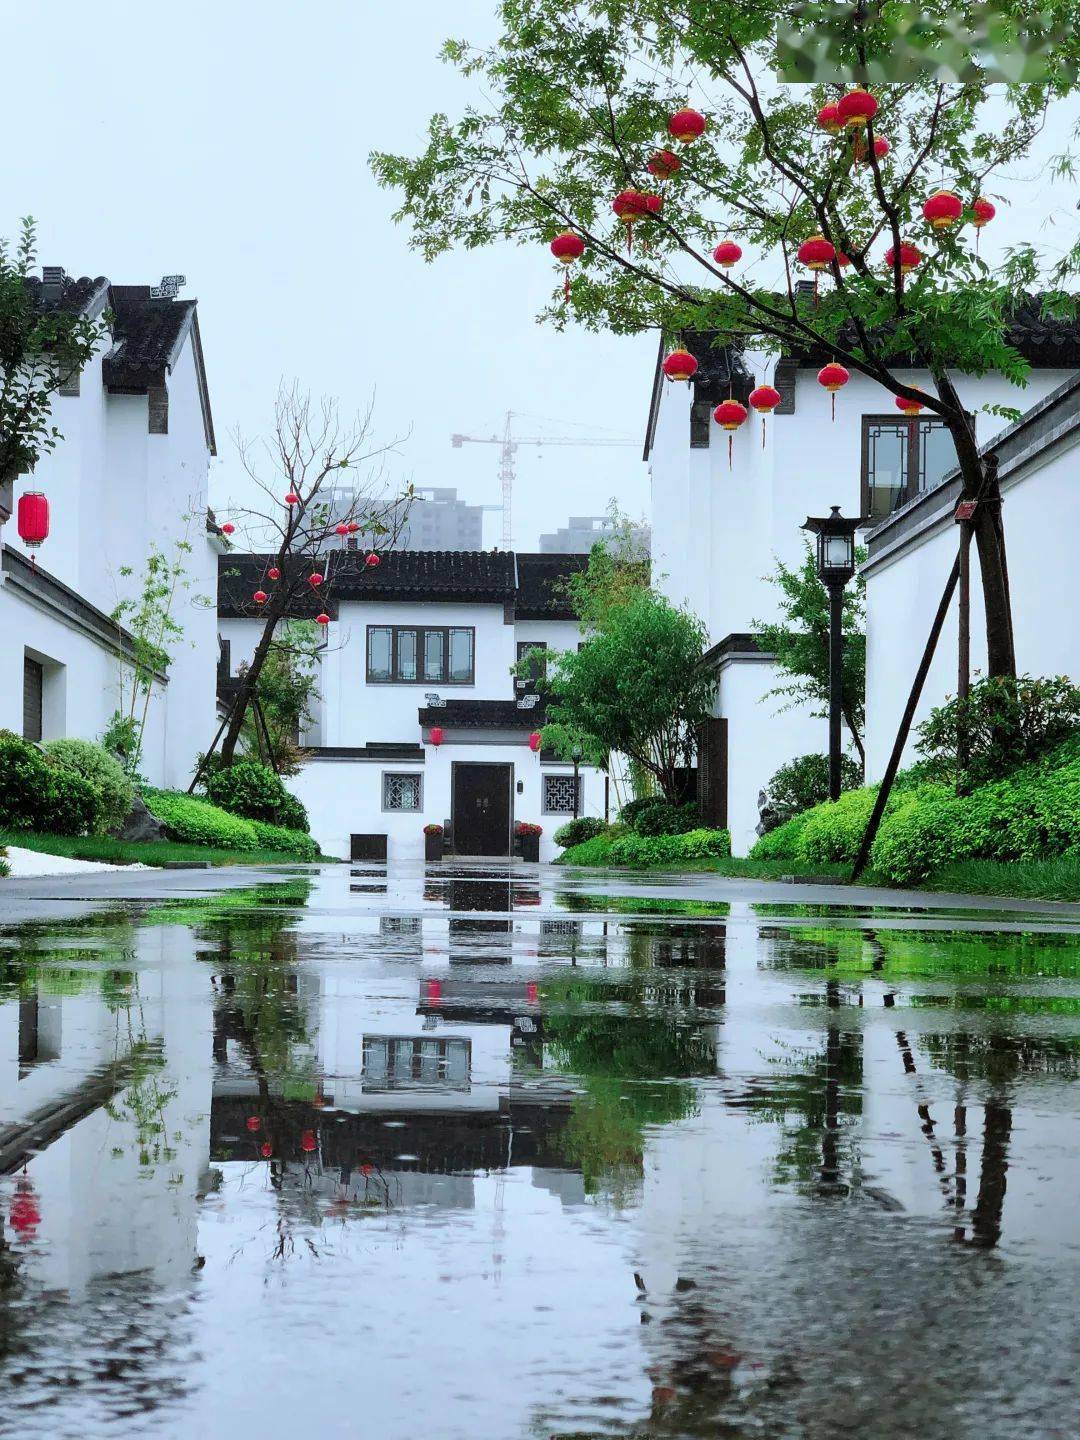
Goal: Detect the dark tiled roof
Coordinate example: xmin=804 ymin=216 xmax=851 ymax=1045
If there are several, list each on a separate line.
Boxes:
xmin=101 ymin=287 xmax=197 ymax=389
xmin=515 ymin=553 xmax=588 ymax=619
xmin=418 ymin=700 xmax=546 ymax=730
xmin=23 ymin=272 xmax=109 ymax=317
xmin=218 ymin=550 xmax=589 ymax=618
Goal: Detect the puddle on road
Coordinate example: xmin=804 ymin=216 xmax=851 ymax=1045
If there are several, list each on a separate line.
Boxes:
xmin=2 ymin=864 xmax=1080 ymax=1439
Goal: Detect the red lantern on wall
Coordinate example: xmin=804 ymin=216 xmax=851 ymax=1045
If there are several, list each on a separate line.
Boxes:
xmin=668 ymin=107 xmax=706 ymax=144
xmin=550 ymin=230 xmax=585 ymax=302
xmin=836 ymin=88 xmax=877 ymax=129
xmin=647 ymin=149 xmax=681 ymax=181
xmin=712 ymin=239 xmax=742 ymax=269
xmin=923 ymin=189 xmax=963 ymax=231
xmin=528 ymin=731 xmax=542 ymax=753
xmin=748 ymin=384 xmax=782 ymax=447
xmin=817 ymin=362 xmax=850 ymax=421
xmin=429 ymin=726 xmax=444 ymax=747
xmin=816 ymin=102 xmax=841 ymax=136
xmin=662 ymin=348 xmax=698 ymax=383
xmin=17 ymin=491 xmax=49 ymax=567
xmin=712 ymin=399 xmax=747 ymax=469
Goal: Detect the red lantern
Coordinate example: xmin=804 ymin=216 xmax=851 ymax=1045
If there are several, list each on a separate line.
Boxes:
xmin=365 ymin=552 xmax=380 ymax=567
xmin=668 ymin=107 xmax=706 ymax=144
xmin=526 ymin=981 xmax=539 ymax=1004
xmin=712 ymin=239 xmax=742 ymax=269
xmin=429 ymin=726 xmax=444 ymax=747
xmin=873 ymin=136 xmax=890 ymax=158
xmin=852 ymin=133 xmax=889 ymax=165
xmin=817 ymin=362 xmax=850 ymax=422
xmin=612 ymin=189 xmax=662 ymax=251
xmin=884 ymin=242 xmax=922 ymax=278
xmin=246 ymin=1116 xmax=261 ymax=1132
xmin=836 ymin=88 xmax=877 ymax=129
xmin=972 ymin=196 xmax=996 ymax=228
xmin=359 ymin=1163 xmax=373 ymax=1177
xmin=308 ymin=572 xmax=324 ymax=587
xmin=923 ymin=189 xmax=963 ymax=231
xmin=315 ymin=612 xmax=330 ymax=625
xmin=284 ymin=491 xmax=299 ymax=505
xmin=550 ymin=230 xmax=586 ymax=302
xmin=220 ymin=521 xmax=235 ymax=535
xmin=267 ymin=566 xmax=280 ymax=580
xmin=335 ymin=522 xmax=349 ymax=536
xmin=816 ymin=102 xmax=841 ymax=136
xmin=647 ymin=149 xmax=681 ymax=181
xmin=347 ymin=521 xmax=361 ymax=533
xmin=253 ymin=590 xmax=268 ymax=604
xmin=528 ymin=731 xmax=542 ymax=753
xmin=798 ymin=234 xmax=836 ymax=271
xmin=9 ymin=1177 xmax=40 ymax=1239
xmin=426 ymin=979 xmax=443 ymax=1001
xmin=260 ymin=1141 xmax=273 ymax=1158
xmin=662 ymin=348 xmax=698 ymax=383
xmin=17 ymin=491 xmax=49 ymax=566
xmin=748 ymin=384 xmax=782 ymax=448
xmin=895 ymin=393 xmax=925 ymax=415
xmin=836 ymin=251 xmax=852 ymax=268
xmin=300 ymin=1130 xmax=317 ymax=1154
xmin=712 ymin=399 xmax=747 ymax=469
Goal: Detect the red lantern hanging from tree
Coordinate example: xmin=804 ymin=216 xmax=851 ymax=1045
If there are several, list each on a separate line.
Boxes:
xmin=335 ymin=522 xmax=349 ymax=537
xmin=797 ymin=234 xmax=836 ymax=301
xmin=429 ymin=726 xmax=444 ymax=747
xmin=612 ymin=189 xmax=662 ymax=252
xmin=246 ymin=1116 xmax=261 ymax=1132
xmin=315 ymin=612 xmax=330 ymax=625
xmin=260 ymin=1141 xmax=273 ymax=1159
xmin=712 ymin=399 xmax=747 ymax=470
xmin=309 ymin=572 xmax=324 ymax=587
xmin=284 ymin=491 xmax=299 ymax=505
xmin=668 ymin=107 xmax=706 ymax=144
xmin=528 ymin=731 xmax=542 ymax=753
xmin=712 ymin=239 xmax=742 ymax=269
xmin=220 ymin=521 xmax=235 ymax=535
xmin=365 ymin=552 xmax=380 ymax=567
xmin=895 ymin=393 xmax=925 ymax=415
xmin=884 ymin=242 xmax=922 ymax=284
xmin=971 ymin=196 xmax=996 ymax=252
xmin=748 ymin=384 xmax=782 ymax=448
xmin=816 ymin=102 xmax=842 ymax=136
xmin=647 ymin=149 xmax=681 ymax=181
xmin=852 ymin=133 xmax=889 ymax=166
xmin=923 ymin=189 xmax=963 ymax=231
xmin=301 ymin=1130 xmax=317 ymax=1154
xmin=817 ymin=362 xmax=850 ymax=421
xmin=549 ymin=231 xmax=585 ymax=302
xmin=347 ymin=520 xmax=361 ymax=534
xmin=662 ymin=348 xmax=698 ymax=382
xmin=267 ymin=566 xmax=280 ymax=580
xmin=836 ymin=88 xmax=877 ymax=129
xmin=253 ymin=590 xmax=268 ymax=605
xmin=17 ymin=491 xmax=49 ymax=568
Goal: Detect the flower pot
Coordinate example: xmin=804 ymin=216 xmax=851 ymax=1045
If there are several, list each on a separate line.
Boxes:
xmin=425 ymin=833 xmax=445 ymax=862
xmin=519 ymin=832 xmax=540 ymax=863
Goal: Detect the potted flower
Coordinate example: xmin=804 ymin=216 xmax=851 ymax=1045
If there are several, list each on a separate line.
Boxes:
xmin=424 ymin=822 xmax=444 ymax=861
xmin=515 ymin=821 xmax=542 ymax=862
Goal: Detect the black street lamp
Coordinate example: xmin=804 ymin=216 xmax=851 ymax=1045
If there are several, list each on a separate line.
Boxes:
xmin=802 ymin=506 xmax=861 ymax=802
xmin=571 ymin=745 xmax=583 ymax=819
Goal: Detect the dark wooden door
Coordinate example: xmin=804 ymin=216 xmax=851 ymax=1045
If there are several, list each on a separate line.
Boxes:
xmin=452 ymin=764 xmax=511 ymax=856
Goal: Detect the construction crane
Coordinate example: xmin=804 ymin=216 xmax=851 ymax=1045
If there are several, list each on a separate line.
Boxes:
xmin=451 ymin=409 xmax=638 ymax=548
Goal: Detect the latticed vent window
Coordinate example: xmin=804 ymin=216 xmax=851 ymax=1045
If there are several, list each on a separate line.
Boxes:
xmin=542 ymin=773 xmax=581 ymax=814
xmin=382 ymin=771 xmax=422 ymax=811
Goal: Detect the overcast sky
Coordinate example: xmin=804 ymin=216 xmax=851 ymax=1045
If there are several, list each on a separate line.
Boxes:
xmin=5 ymin=3 xmax=1075 ymax=551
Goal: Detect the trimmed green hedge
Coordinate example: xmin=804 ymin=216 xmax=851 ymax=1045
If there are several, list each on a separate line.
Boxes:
xmin=202 ymin=758 xmax=310 ymax=832
xmin=248 ymin=819 xmax=320 ymax=861
xmin=553 ymin=816 xmax=607 ymax=848
xmin=44 ymin=739 xmax=134 ymax=834
xmin=0 ymin=730 xmax=98 ymax=836
xmin=143 ymin=789 xmax=263 ymax=850
xmin=749 ymin=735 xmax=1080 ymax=886
xmin=558 ymin=826 xmax=731 ymax=868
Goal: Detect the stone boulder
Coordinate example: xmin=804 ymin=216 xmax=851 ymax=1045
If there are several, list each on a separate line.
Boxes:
xmin=112 ymin=791 xmax=167 ymax=844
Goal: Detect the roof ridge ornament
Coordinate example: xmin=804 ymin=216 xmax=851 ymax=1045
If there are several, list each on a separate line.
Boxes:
xmin=150 ymin=274 xmax=187 ymax=299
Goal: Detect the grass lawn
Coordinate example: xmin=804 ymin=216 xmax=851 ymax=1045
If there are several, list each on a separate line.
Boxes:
xmin=562 ymin=853 xmax=1080 ymax=903
xmin=0 ymin=830 xmax=331 ymax=869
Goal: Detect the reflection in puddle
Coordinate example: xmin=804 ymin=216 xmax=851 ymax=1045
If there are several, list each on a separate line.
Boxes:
xmin=2 ymin=868 xmax=1080 ymax=1437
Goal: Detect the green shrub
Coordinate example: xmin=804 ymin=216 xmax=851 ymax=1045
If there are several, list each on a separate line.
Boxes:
xmin=764 ymin=752 xmax=862 ymax=827
xmin=202 ymin=758 xmax=310 ymax=832
xmin=632 ymin=800 xmax=701 ymax=836
xmin=917 ymin=674 xmax=1080 ymax=789
xmin=798 ymin=787 xmax=883 ymax=865
xmin=44 ymin=738 xmax=134 ymax=834
xmin=557 ymin=832 xmax=617 ymax=866
xmin=673 ymin=827 xmax=732 ymax=859
xmin=750 ymin=809 xmax=814 ymax=861
xmin=553 ymin=816 xmax=606 ymax=848
xmin=619 ymin=795 xmax=663 ymax=828
xmin=248 ymin=820 xmax=321 ymax=860
xmin=143 ymin=789 xmax=261 ymax=851
xmin=869 ymin=786 xmax=966 ymax=886
xmin=0 ymin=730 xmax=97 ymax=836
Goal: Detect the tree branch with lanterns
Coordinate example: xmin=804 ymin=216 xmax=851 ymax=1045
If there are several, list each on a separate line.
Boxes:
xmin=371 ymin=0 xmax=1080 ymax=682
xmin=199 ymin=383 xmax=410 ymax=779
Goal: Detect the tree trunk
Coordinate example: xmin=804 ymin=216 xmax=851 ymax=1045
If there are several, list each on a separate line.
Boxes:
xmin=219 ymin=599 xmax=289 ymax=765
xmin=842 ymin=705 xmax=866 ymax=768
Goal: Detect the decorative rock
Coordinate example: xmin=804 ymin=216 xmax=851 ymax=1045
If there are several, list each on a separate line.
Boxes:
xmin=112 ymin=791 xmax=167 ymax=843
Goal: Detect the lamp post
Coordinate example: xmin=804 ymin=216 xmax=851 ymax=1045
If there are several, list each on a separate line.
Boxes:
xmin=802 ymin=507 xmax=861 ymax=802
xmin=571 ymin=745 xmax=583 ymax=819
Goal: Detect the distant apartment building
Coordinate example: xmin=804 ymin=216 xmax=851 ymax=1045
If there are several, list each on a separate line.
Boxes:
xmin=328 ymin=485 xmax=485 ymax=552
xmin=539 ymin=515 xmax=651 ymax=555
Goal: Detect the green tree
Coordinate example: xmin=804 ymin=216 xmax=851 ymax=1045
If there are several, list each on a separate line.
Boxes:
xmin=1 ymin=218 xmax=107 ymax=483
xmin=561 ymin=503 xmax=650 ymax=631
xmin=372 ymin=1 xmax=1080 ymax=681
xmin=544 ymin=589 xmax=716 ymax=800
xmin=754 ymin=541 xmax=866 ymax=764
xmin=239 ymin=620 xmax=322 ymax=775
